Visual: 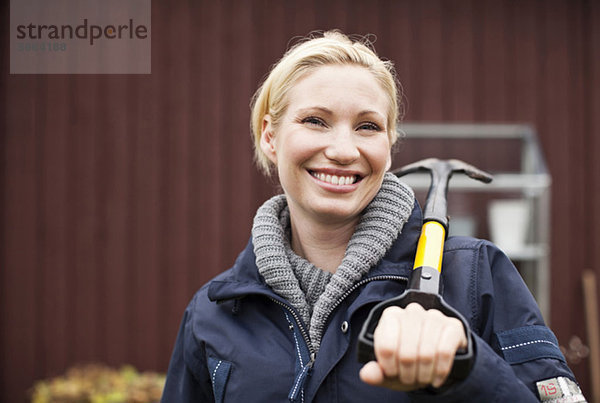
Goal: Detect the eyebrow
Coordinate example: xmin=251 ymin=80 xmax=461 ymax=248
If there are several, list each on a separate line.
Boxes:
xmin=357 ymin=110 xmax=385 ymax=119
xmin=296 ymin=106 xmax=385 ymax=119
xmin=296 ymin=106 xmax=333 ymax=115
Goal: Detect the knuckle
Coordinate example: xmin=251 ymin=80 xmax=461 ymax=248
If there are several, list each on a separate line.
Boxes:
xmin=399 ymin=353 xmax=418 ymax=366
xmin=373 ymin=323 xmax=387 ymax=339
xmin=375 ymin=344 xmax=396 ymax=359
xmin=437 ymin=348 xmax=454 ymax=363
xmin=381 ymin=306 xmax=402 ymax=320
xmin=426 ymin=308 xmax=444 ymax=319
xmin=434 ymin=365 xmax=450 ymax=379
xmin=419 ymin=351 xmax=435 ymax=365
xmin=447 ymin=317 xmax=462 ymax=328
xmin=406 ymin=302 xmax=424 ymax=313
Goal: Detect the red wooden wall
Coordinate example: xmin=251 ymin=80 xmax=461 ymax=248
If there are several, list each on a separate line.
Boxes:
xmin=2 ymin=0 xmax=600 ymax=401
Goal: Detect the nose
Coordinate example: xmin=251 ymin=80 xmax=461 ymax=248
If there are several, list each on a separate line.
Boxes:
xmin=324 ymin=127 xmax=360 ymax=165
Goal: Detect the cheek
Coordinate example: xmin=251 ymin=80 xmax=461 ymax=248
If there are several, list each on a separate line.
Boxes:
xmin=278 ymin=135 xmax=321 ymax=167
xmin=363 ymin=140 xmax=392 ymax=171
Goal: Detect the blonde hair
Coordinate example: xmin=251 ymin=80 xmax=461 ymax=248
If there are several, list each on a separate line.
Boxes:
xmin=250 ymin=30 xmax=403 ymax=175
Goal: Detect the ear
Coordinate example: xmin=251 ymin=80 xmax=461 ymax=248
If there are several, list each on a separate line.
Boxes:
xmin=260 ymin=114 xmax=278 ymax=165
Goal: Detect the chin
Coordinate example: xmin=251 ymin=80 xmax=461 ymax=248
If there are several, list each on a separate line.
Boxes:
xmin=309 ymin=200 xmax=364 ymax=223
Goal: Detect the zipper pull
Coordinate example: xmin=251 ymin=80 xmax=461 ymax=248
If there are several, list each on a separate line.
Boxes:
xmin=288 ymin=354 xmax=315 ymax=402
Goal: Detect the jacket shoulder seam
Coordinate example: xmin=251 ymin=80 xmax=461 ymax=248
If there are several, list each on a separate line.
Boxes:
xmin=444 ymin=238 xmax=489 ymax=253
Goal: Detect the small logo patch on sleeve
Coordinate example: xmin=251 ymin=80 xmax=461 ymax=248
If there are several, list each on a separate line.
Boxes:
xmin=536 ymin=377 xmax=586 ymax=402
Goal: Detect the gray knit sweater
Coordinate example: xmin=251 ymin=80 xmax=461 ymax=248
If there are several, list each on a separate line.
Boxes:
xmin=252 ymin=172 xmax=415 ymax=351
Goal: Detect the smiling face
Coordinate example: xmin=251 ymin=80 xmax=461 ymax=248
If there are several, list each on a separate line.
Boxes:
xmin=260 ymin=64 xmax=392 ymax=227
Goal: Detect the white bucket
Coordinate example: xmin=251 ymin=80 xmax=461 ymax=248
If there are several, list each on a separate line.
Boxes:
xmin=488 ymin=199 xmax=531 ymax=254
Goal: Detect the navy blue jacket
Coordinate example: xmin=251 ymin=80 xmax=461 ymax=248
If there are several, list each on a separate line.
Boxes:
xmin=162 ymin=203 xmax=576 ymax=402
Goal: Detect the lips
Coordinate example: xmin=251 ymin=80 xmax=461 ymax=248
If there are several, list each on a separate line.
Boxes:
xmin=308 ymin=170 xmax=362 ymax=186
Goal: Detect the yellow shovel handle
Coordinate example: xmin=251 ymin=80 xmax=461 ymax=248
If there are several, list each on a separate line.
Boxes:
xmin=413 ymin=221 xmax=446 ymax=272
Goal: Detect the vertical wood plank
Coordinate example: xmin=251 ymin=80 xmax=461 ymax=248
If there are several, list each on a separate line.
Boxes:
xmin=99 ymin=75 xmax=132 ymax=367
xmin=442 ymin=0 xmax=476 ymax=121
xmin=512 ymin=0 xmax=539 ymax=123
xmin=385 ymin=0 xmax=413 ymax=167
xmin=0 ymin=1 xmax=7 ymax=393
xmin=439 ymin=0 xmax=477 ymax=162
xmin=285 ymin=0 xmax=317 ymax=39
xmin=38 ymin=77 xmax=70 ymax=378
xmin=347 ymin=0 xmax=382 ymax=38
xmin=251 ymin=0 xmax=287 ymax=206
xmin=158 ymin=0 xmax=192 ymax=367
xmin=69 ymin=76 xmax=100 ymax=364
xmin=410 ymin=1 xmax=444 ymax=121
xmin=220 ymin=0 xmax=256 ymax=267
xmin=130 ymin=0 xmax=163 ymax=366
xmin=586 ymin=1 xmax=600 ymax=392
xmin=189 ymin=0 xmax=224 ymax=296
xmin=563 ymin=0 xmax=592 ymax=387
xmin=590 ymin=0 xmax=600 ymax=287
xmin=316 ymin=0 xmax=349 ymax=33
xmin=480 ymin=0 xmax=508 ymax=120
xmin=2 ymin=76 xmax=40 ymax=402
xmin=385 ymin=0 xmax=412 ymax=116
xmin=541 ymin=0 xmax=574 ymax=341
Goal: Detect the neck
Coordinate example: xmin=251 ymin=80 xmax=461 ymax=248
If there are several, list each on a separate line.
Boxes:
xmin=289 ymin=210 xmax=359 ymax=274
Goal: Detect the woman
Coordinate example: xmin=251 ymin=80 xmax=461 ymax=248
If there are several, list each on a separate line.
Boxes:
xmin=162 ymin=31 xmax=583 ymax=402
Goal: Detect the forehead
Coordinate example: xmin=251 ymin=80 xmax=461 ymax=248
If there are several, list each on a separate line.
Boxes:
xmin=285 ymin=64 xmax=390 ymax=115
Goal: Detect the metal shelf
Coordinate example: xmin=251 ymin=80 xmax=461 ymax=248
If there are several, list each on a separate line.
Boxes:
xmin=398 ymin=123 xmax=552 ymax=321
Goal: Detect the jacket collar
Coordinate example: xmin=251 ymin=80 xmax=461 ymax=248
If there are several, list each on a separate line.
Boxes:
xmin=208 ymin=200 xmax=422 ymax=302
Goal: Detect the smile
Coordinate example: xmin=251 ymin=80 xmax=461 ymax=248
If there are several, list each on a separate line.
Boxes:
xmin=309 ymin=170 xmax=360 ymax=186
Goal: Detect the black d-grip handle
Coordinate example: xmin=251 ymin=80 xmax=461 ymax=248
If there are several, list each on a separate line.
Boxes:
xmin=357 ymin=290 xmax=475 ymax=385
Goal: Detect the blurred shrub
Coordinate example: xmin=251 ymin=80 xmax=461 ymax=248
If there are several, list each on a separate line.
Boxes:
xmin=30 ymin=364 xmax=165 ymax=403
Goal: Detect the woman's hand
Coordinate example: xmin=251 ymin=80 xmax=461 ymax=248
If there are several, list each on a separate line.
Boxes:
xmin=359 ymin=303 xmax=467 ymax=391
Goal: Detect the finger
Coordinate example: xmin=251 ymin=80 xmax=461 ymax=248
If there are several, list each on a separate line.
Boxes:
xmin=432 ymin=317 xmax=467 ymax=388
xmin=359 ymin=361 xmax=385 ymax=385
xmin=415 ymin=310 xmax=445 ymax=385
xmin=397 ymin=303 xmax=425 ymax=385
xmin=373 ymin=306 xmax=402 ymax=377
xmin=360 ymin=361 xmax=427 ymax=392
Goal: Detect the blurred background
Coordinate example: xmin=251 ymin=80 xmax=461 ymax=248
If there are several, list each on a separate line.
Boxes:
xmin=2 ymin=0 xmax=600 ymax=401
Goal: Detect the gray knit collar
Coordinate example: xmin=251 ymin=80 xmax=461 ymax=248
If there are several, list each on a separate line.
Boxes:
xmin=252 ymin=172 xmax=414 ymax=351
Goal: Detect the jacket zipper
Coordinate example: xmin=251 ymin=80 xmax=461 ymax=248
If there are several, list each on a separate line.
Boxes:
xmin=270 ymin=274 xmax=408 ymax=401
xmin=269 ymin=297 xmax=317 ymax=364
xmin=269 ymin=274 xmax=409 ymax=363
xmin=326 ymin=274 xmax=409 ymax=317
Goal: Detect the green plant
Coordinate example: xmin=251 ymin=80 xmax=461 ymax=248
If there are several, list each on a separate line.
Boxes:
xmin=30 ymin=364 xmax=165 ymax=403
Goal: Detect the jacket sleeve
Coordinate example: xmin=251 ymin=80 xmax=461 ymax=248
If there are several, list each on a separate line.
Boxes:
xmin=161 ymin=295 xmax=215 ymax=402
xmin=410 ymin=239 xmax=583 ymax=403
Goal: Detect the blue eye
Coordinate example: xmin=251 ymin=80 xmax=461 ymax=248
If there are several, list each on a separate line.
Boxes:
xmin=358 ymin=122 xmax=382 ymax=131
xmin=302 ymin=116 xmax=326 ymax=127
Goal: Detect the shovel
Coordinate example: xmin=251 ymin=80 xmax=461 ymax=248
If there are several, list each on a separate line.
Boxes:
xmin=357 ymin=158 xmax=493 ymax=384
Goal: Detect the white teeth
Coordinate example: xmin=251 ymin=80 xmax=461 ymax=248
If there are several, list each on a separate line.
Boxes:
xmin=311 ymin=171 xmax=356 ymax=186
